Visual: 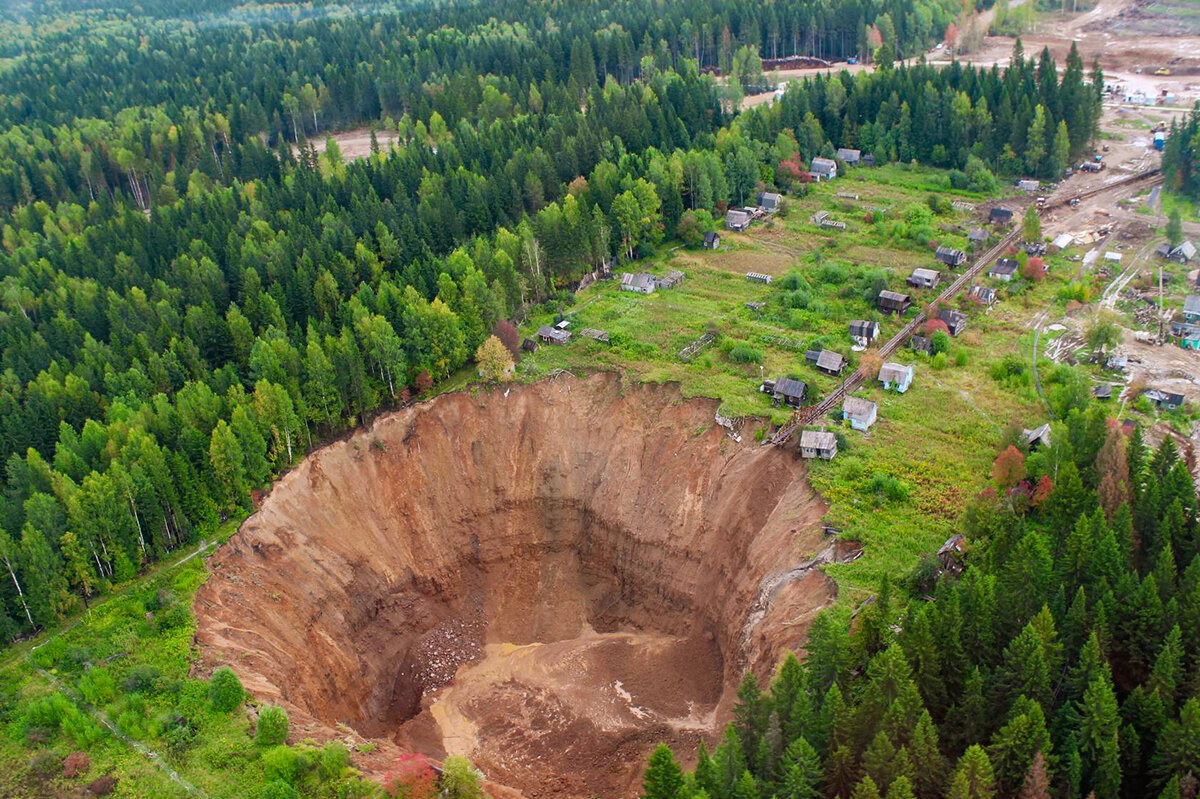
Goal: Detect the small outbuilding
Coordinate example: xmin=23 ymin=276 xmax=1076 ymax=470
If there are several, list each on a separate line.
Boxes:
xmin=970 ymin=285 xmax=997 ymax=306
xmin=799 ymin=430 xmax=838 ymax=460
xmin=910 ymin=335 xmax=933 ymax=354
xmin=938 ymin=309 xmax=968 ymax=337
xmin=990 ymin=207 xmax=1014 ymax=226
xmin=1183 ymin=294 xmax=1200 ymax=322
xmin=1171 ymin=241 xmax=1197 ymax=263
xmin=968 ymin=228 xmax=988 ymax=246
xmin=620 ymin=272 xmax=657 ymax=294
xmin=836 ymin=148 xmax=861 ymax=165
xmin=935 ymin=247 xmax=967 ymax=268
xmin=1144 ymin=388 xmax=1184 ymax=410
xmin=842 ymin=396 xmax=878 ymax=431
xmin=726 ymin=209 xmax=752 ymax=231
xmin=1018 ymin=179 xmax=1040 ymax=193
xmin=579 ymin=328 xmax=610 ymax=343
xmin=1093 ymin=383 xmax=1114 ymax=400
xmin=537 ymin=325 xmax=572 ymax=345
xmin=746 ymin=271 xmax=773 ymax=284
xmin=1050 ymin=233 xmax=1074 ymax=253
xmin=938 ymin=535 xmax=967 ymax=575
xmin=878 ymin=290 xmax=912 ymax=315
xmin=878 ymin=362 xmax=914 ymax=393
xmin=658 ymin=270 xmax=685 ymax=289
xmin=703 ymin=231 xmax=721 ymax=250
xmin=762 ymin=377 xmax=808 ymax=407
xmin=521 ymin=338 xmax=539 ymax=353
xmin=907 ymin=268 xmax=941 ymax=290
xmin=849 ymin=319 xmax=880 ymax=347
xmin=807 ymin=349 xmax=847 ymax=376
xmin=757 ymin=192 xmax=784 ymax=212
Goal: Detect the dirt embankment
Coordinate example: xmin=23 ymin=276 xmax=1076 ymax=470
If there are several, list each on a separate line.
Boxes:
xmin=193 ymin=374 xmax=841 ymax=797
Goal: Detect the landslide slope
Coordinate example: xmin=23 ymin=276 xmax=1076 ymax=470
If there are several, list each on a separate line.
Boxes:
xmin=194 ymin=373 xmax=833 ymax=797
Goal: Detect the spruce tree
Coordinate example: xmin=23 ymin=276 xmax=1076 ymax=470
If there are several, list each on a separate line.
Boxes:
xmin=642 ymin=745 xmax=686 ymax=799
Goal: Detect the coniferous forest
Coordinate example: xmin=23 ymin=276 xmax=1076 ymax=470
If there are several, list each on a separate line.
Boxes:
xmin=9 ymin=0 xmax=1194 ymax=796
xmin=0 ymin=0 xmax=1104 ymax=648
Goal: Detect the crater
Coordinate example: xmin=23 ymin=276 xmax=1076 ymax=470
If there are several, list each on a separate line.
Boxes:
xmin=193 ymin=374 xmax=838 ymax=797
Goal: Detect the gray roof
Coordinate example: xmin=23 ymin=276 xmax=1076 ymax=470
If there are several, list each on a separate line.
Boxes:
xmin=1024 ymin=423 xmax=1052 ymax=446
xmin=579 ymin=328 xmax=610 ymax=342
xmin=1093 ymin=383 xmax=1113 ymax=399
xmin=969 ymin=228 xmax=988 ymax=241
xmin=621 ymin=272 xmax=656 ymax=291
xmin=836 ymin=148 xmax=861 ymax=162
xmin=1174 ymin=241 xmax=1197 ymax=260
xmin=911 ymin=268 xmax=941 ymax=281
xmin=773 ymin=377 xmax=807 ymax=399
xmin=990 ymin=259 xmax=1019 ymax=276
xmin=878 ymin=362 xmax=912 ymax=383
xmin=758 ymin=192 xmax=783 ymax=208
xmin=879 ymin=289 xmax=910 ymax=303
xmin=816 ymin=350 xmax=846 ymax=371
xmin=800 ymin=430 xmax=837 ymax=449
xmin=970 ymin=285 xmax=997 ymax=304
xmin=939 ymin=309 xmax=967 ymax=326
xmin=811 ymin=157 xmax=837 ymax=174
xmin=1184 ymin=294 xmax=1200 ymax=315
xmin=537 ymin=325 xmax=571 ymax=342
xmin=936 ymin=246 xmax=965 ymax=260
xmin=726 ymin=209 xmax=751 ymax=224
xmin=842 ymin=396 xmax=877 ymax=422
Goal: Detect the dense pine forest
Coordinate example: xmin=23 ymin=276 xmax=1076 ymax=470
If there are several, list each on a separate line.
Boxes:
xmin=642 ymin=422 xmax=1200 ymax=799
xmin=0 ymin=0 xmax=1105 ymax=649
xmin=1160 ymin=106 xmax=1200 ymax=198
xmin=5 ymin=0 xmax=1196 ymax=796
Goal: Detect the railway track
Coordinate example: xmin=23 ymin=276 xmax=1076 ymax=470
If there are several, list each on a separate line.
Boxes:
xmin=767 ymin=167 xmax=1162 ymax=447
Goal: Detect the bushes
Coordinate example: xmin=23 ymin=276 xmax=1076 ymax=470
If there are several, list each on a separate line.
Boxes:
xmin=256 ymin=705 xmax=290 ymax=746
xmin=727 ymin=342 xmax=763 ymax=364
xmin=209 ymin=666 xmax=244 ymax=712
xmin=867 ymin=472 xmax=911 ymax=503
xmin=79 ymin=667 xmax=116 ymax=707
xmin=123 ymin=664 xmax=161 ymax=694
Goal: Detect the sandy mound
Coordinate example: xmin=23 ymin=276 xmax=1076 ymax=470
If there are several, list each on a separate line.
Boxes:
xmin=193 ymin=374 xmax=842 ymax=797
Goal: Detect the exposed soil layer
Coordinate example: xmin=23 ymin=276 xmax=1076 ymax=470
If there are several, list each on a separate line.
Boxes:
xmin=194 ymin=374 xmax=838 ymax=797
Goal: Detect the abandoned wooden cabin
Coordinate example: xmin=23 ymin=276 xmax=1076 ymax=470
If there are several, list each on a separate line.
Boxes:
xmin=809 ymin=157 xmax=838 ymax=180
xmin=799 ymin=430 xmax=838 ymax=459
xmin=938 ymin=535 xmax=967 ymax=575
xmin=849 ymin=319 xmax=880 ymax=347
xmin=746 ymin=272 xmax=773 ymax=284
xmin=620 ymin=272 xmax=656 ymax=294
xmin=757 ymin=192 xmax=783 ymax=212
xmin=703 ymin=231 xmax=721 ymax=250
xmin=938 ymin=309 xmax=968 ymax=336
xmin=1093 ymin=383 xmax=1114 ymax=400
xmin=968 ymin=228 xmax=988 ymax=246
xmin=806 ymin=349 xmax=847 ymax=376
xmin=521 ymin=338 xmax=539 ymax=353
xmin=658 ymin=270 xmax=685 ymax=289
xmin=910 ymin=335 xmax=932 ymax=354
xmin=579 ymin=328 xmax=610 ymax=343
xmin=878 ymin=362 xmax=914 ymax=393
xmin=878 ymin=290 xmax=911 ymax=315
xmin=989 ymin=259 xmax=1019 ymax=281
xmin=970 ymin=285 xmax=997 ymax=306
xmin=907 ymin=268 xmax=941 ymax=290
xmin=810 ymin=210 xmax=830 ymax=225
xmin=1184 ymin=294 xmax=1200 ymax=322
xmin=989 ymin=207 xmax=1014 ymax=226
xmin=836 ymin=147 xmax=861 ymax=165
xmin=762 ymin=376 xmax=807 ymax=407
xmin=935 ymin=247 xmax=966 ymax=268
xmin=841 ymin=396 xmax=878 ymax=431
xmin=726 ymin=209 xmax=752 ymax=231
xmin=1143 ymin=388 xmax=1184 ymax=410
xmin=537 ymin=325 xmax=571 ymax=345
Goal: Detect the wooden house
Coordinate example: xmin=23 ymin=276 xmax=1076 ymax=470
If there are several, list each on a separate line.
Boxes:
xmin=762 ymin=377 xmax=807 ymax=407
xmin=907 ymin=268 xmax=941 ymax=290
xmin=842 ymin=396 xmax=878 ymax=431
xmin=810 ymin=157 xmax=838 ymax=180
xmin=989 ymin=207 xmax=1014 ymax=226
xmin=1184 ymin=294 xmax=1200 ymax=322
xmin=757 ymin=192 xmax=783 ymax=212
xmin=938 ymin=309 xmax=968 ymax=336
xmin=989 ymin=259 xmax=1019 ymax=281
xmin=726 ymin=209 xmax=752 ymax=231
xmin=878 ymin=290 xmax=911 ymax=315
xmin=799 ymin=430 xmax=838 ymax=460
xmin=878 ymin=362 xmax=914 ymax=393
xmin=620 ymin=272 xmax=657 ymax=294
xmin=849 ymin=320 xmax=880 ymax=347
xmin=1144 ymin=388 xmax=1184 ymax=410
xmin=935 ymin=247 xmax=966 ymax=268
xmin=703 ymin=231 xmax=721 ymax=250
xmin=970 ymin=285 xmax=997 ymax=306
xmin=807 ymin=349 xmax=847 ymax=376
xmin=537 ymin=325 xmax=571 ymax=345
xmin=521 ymin=338 xmax=539 ymax=353
xmin=836 ymin=148 xmax=861 ymax=165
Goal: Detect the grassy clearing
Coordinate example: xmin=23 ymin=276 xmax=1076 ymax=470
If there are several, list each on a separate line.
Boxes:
xmin=516 ymin=169 xmax=1080 ymax=604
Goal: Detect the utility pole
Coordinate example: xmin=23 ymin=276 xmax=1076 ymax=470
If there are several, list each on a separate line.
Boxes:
xmin=1158 ymin=262 xmax=1165 ymax=344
